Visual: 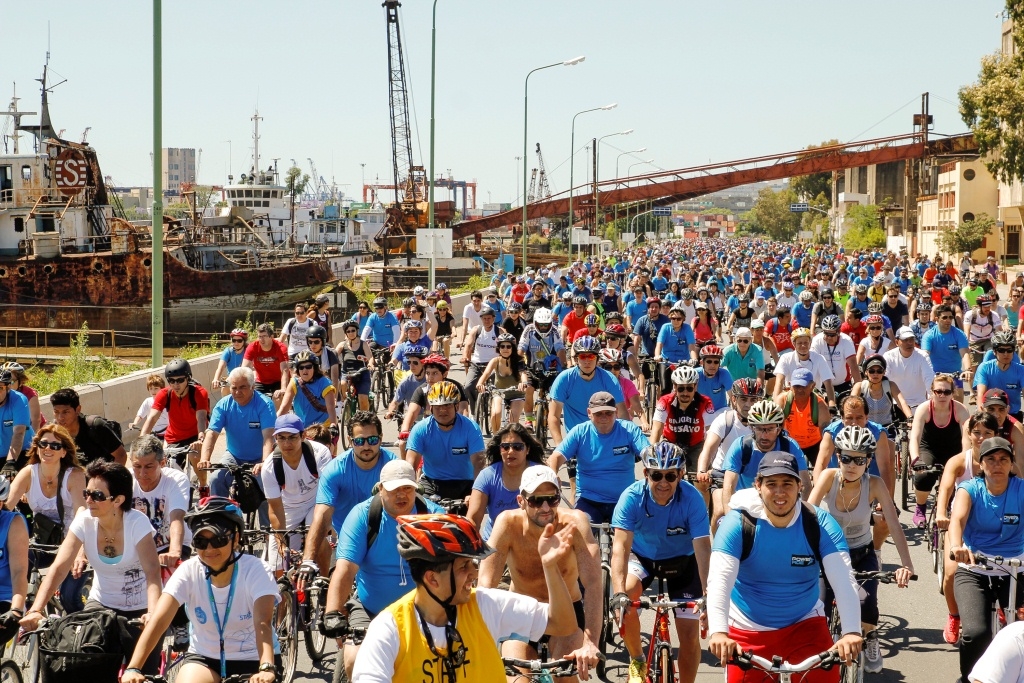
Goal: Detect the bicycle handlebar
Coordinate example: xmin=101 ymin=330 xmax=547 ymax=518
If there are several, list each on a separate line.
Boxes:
xmin=502 ymin=657 xmax=578 ymax=677
xmin=950 ymin=551 xmax=1024 ymax=567
xmin=730 ymin=650 xmax=840 ymax=673
xmin=852 ymin=570 xmax=918 ymax=583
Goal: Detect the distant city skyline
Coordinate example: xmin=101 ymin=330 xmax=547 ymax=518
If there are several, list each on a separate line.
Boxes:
xmin=4 ymin=0 xmax=1008 ymax=207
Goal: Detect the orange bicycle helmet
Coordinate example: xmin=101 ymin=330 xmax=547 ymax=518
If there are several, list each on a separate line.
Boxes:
xmin=397 ymin=514 xmax=495 ymax=562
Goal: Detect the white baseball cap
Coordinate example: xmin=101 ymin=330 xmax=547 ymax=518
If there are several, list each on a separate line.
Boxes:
xmin=520 ymin=465 xmax=561 ymax=496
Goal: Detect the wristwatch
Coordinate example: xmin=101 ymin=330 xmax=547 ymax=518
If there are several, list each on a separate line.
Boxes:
xmin=259 ymin=662 xmax=277 ymax=675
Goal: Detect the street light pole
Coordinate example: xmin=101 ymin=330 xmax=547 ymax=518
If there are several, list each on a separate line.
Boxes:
xmin=151 ymin=0 xmax=164 ymax=367
xmin=523 ymin=56 xmax=584 ymax=273
xmin=427 ymin=0 xmax=440 ymax=290
xmin=568 ymin=103 xmax=616 ymax=256
xmin=612 ymin=147 xmax=646 ymax=242
xmin=594 ymin=129 xmax=633 ymax=243
xmin=627 ymin=159 xmax=654 ymax=240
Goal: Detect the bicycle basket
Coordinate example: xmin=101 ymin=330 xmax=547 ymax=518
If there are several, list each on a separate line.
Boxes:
xmin=39 ymin=609 xmax=132 ymax=683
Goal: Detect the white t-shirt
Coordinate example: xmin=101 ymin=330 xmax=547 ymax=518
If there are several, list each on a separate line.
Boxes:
xmin=282 ymin=317 xmax=312 ymax=356
xmin=162 ymin=467 xmax=191 ymax=507
xmin=810 ymin=333 xmax=857 ymax=385
xmin=136 ymin=396 xmax=168 ymax=434
xmin=707 ymin=410 xmax=751 ymax=471
xmin=969 ymin=620 xmax=1024 ymax=683
xmin=131 ymin=472 xmax=189 ymax=551
xmin=462 ymin=304 xmax=483 ymax=332
xmin=260 ymin=441 xmax=332 ymax=529
xmin=882 ymin=348 xmax=936 ymax=409
xmin=773 ymin=350 xmax=835 ymax=389
xmin=164 ymin=554 xmax=280 ymax=661
xmin=68 ymin=508 xmax=155 ymax=611
xmin=351 ymin=588 xmax=549 ymax=683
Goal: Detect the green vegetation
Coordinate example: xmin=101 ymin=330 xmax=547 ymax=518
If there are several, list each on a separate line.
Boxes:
xmin=179 ymin=335 xmax=224 ymax=361
xmin=452 ymin=274 xmax=490 ymax=295
xmin=790 ymin=140 xmax=838 ymax=206
xmin=936 ymin=213 xmax=996 ymax=255
xmin=960 ymin=1 xmax=1024 ymax=183
xmin=285 ymin=166 xmax=311 ymax=236
xmin=31 ymin=325 xmax=144 ymax=397
xmin=748 ymin=188 xmax=801 ymax=241
xmin=841 ymin=205 xmax=886 ymax=251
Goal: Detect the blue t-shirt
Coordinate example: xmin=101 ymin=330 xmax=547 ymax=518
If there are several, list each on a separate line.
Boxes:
xmin=657 ymin=323 xmax=696 ymax=363
xmin=921 ymin=326 xmax=969 ymax=374
xmin=0 ymin=390 xmax=33 ymax=460
xmin=207 ymin=392 xmax=276 ymax=462
xmin=823 ymin=420 xmax=883 ymax=477
xmin=348 ymin=312 xmax=372 ymax=335
xmin=612 ymin=480 xmax=710 ymax=560
xmin=625 ymin=300 xmax=649 ymax=325
xmin=407 ymin=415 xmax=485 ymax=482
xmin=633 ymin=315 xmax=669 ymax=356
xmin=974 ymin=360 xmax=1024 ymax=414
xmin=959 ymin=476 xmax=1024 ymax=557
xmin=337 ymin=496 xmax=443 ymax=614
xmin=220 ymin=346 xmax=246 ymax=374
xmin=558 ymin=420 xmax=649 ymax=504
xmin=317 ymin=449 xmax=398 ymax=533
xmin=651 ymin=276 xmax=668 ymax=293
xmin=365 ymin=312 xmax=400 ymax=346
xmin=290 ymin=375 xmax=335 ymax=426
xmin=394 ymin=374 xmax=426 ymax=407
xmin=713 ymin=505 xmax=848 ymax=628
xmin=721 ymin=435 xmax=807 ymax=490
xmin=471 ymin=462 xmax=522 ymax=540
xmin=392 ymin=338 xmax=432 ymax=370
xmin=793 ymin=304 xmax=814 ymax=329
xmin=550 ymin=368 xmax=625 ymax=433
xmin=698 ymin=368 xmax=734 ymax=411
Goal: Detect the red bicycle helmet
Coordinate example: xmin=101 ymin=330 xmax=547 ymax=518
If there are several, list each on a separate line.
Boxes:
xmin=700 ymin=344 xmax=723 ymax=359
xmin=397 ymin=514 xmax=495 ymax=562
xmin=421 ymin=353 xmax=451 ymax=371
xmin=605 ymin=323 xmax=627 ymax=338
xmin=731 ymin=377 xmax=765 ymax=398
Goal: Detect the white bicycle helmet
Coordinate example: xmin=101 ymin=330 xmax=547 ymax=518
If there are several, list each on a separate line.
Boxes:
xmin=533 ymin=308 xmax=553 ymax=325
xmin=821 ymin=315 xmax=842 ymax=332
xmin=747 ymin=400 xmax=784 ymax=425
xmin=834 ymin=425 xmax=877 ymax=455
xmin=641 ymin=442 xmax=683 ymax=470
xmin=671 ymin=365 xmax=699 ymax=386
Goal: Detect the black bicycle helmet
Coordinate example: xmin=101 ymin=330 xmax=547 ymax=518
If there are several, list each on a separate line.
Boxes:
xmin=373 ymin=296 xmax=388 ymax=308
xmin=306 ymin=325 xmax=328 ymax=342
xmin=165 ymin=358 xmax=192 ymax=380
xmin=185 ymin=496 xmax=245 ymax=536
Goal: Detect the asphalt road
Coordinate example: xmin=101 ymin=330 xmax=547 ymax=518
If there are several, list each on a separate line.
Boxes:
xmin=282 ymin=348 xmax=963 ymax=683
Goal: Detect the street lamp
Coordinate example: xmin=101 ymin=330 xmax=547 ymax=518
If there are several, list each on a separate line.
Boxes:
xmin=626 ymin=159 xmax=654 ymax=240
xmin=568 ymin=103 xmax=616 ymax=255
xmin=612 ymin=148 xmax=646 ymax=238
xmin=427 ymin=0 xmax=441 ymax=289
xmin=592 ymin=129 xmax=633 ymax=256
xmin=523 ymin=56 xmax=585 ymax=272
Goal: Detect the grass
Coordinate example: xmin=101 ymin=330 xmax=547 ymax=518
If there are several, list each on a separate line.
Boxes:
xmin=30 ymin=324 xmax=145 ymax=397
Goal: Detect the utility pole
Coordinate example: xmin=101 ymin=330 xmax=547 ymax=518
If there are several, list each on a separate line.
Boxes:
xmin=151 ymin=0 xmax=164 ymax=367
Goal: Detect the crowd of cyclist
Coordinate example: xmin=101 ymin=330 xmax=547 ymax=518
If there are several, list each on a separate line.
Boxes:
xmin=1 ymin=240 xmax=1024 ymax=682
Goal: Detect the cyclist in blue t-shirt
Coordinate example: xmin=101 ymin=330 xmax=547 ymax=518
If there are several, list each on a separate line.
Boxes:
xmin=549 ymin=338 xmax=626 ymax=446
xmin=468 ymin=424 xmax=546 ymax=540
xmin=921 ymin=304 xmax=970 ymax=399
xmin=405 ymin=381 xmax=486 ymax=500
xmin=974 ymin=333 xmax=1024 ymax=419
xmin=696 ymin=345 xmax=733 ymax=414
xmin=610 ymin=442 xmax=711 ymax=683
xmin=360 ymin=297 xmax=401 ymax=348
xmin=707 ymin=451 xmax=862 ymax=676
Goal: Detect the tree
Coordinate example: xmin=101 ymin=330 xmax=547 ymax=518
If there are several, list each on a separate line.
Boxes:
xmin=284 ymin=165 xmax=310 ymax=244
xmin=790 ymin=139 xmax=839 ymax=205
xmin=841 ymin=204 xmax=886 ymax=251
xmin=749 ymin=187 xmax=801 ymax=241
xmin=936 ymin=212 xmax=996 ymax=256
xmin=959 ymin=1 xmax=1024 ymax=183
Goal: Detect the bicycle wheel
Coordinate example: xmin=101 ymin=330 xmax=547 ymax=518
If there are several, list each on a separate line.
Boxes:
xmin=276 ymin=586 xmax=299 ymax=683
xmin=475 ymin=390 xmax=491 ymax=437
xmin=0 ymin=661 xmax=23 ymax=683
xmin=596 ymin=565 xmax=612 ymax=679
xmin=645 ymin=380 xmax=659 ymax=425
xmin=333 ymin=653 xmax=349 ymax=683
xmin=303 ymin=584 xmax=329 ymax=662
xmin=937 ymin=530 xmax=946 ymax=595
xmin=534 ymin=400 xmax=548 ymax=448
xmin=655 ymin=642 xmax=675 ymax=683
xmin=8 ymin=632 xmax=38 ymax=683
xmin=899 ymin=437 xmax=911 ymax=511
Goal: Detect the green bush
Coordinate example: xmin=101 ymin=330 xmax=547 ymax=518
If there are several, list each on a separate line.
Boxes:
xmin=32 ymin=324 xmax=144 ymax=397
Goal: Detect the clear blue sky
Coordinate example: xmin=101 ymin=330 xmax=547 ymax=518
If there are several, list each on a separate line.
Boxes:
xmin=3 ymin=0 xmax=1007 ymax=206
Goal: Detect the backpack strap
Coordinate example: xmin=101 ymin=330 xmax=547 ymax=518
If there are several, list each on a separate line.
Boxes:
xmin=274 ymin=442 xmax=320 ymax=490
xmin=55 ymin=464 xmax=67 ymax=533
xmin=273 ymin=451 xmax=285 ymax=489
xmin=366 ymin=493 xmax=429 ymax=550
xmin=739 ymin=509 xmax=758 ymax=561
xmin=739 ymin=435 xmax=755 ymax=472
xmin=739 ymin=501 xmax=822 ymax=566
xmin=782 ymin=392 xmax=794 ymax=418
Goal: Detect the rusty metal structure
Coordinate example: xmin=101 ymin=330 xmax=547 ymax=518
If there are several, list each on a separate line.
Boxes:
xmin=452 ymin=131 xmax=979 ymax=240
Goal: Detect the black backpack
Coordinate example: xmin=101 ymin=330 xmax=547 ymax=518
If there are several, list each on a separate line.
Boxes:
xmin=365 ymin=493 xmax=430 ymax=550
xmin=84 ymin=414 xmax=122 ymax=443
xmin=739 ymin=501 xmax=823 ymax=567
xmin=39 ymin=608 xmax=134 ymax=682
xmin=272 ymin=441 xmax=320 ymax=490
xmin=737 ymin=434 xmax=794 ymax=472
xmin=232 ymin=468 xmax=267 ymax=514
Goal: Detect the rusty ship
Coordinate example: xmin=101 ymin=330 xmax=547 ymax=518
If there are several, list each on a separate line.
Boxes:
xmin=0 ymin=69 xmax=337 ymax=338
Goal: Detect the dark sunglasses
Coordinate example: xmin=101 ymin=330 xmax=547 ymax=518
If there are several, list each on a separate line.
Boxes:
xmin=703 ymin=359 xmax=721 ymax=365
xmin=500 ymin=442 xmax=526 ymax=452
xmin=296 ymin=364 xmax=315 ymax=371
xmin=307 ymin=339 xmax=323 ymax=345
xmin=996 ymin=347 xmax=1015 ymax=354
xmin=867 ymin=326 xmax=882 ymax=331
xmin=648 ymin=470 xmax=679 ymax=483
xmin=669 ymin=316 xmax=683 ymax=321
xmin=345 ymin=328 xmax=358 ymax=333
xmin=676 ymin=385 xmax=696 ymax=392
xmin=37 ymin=441 xmax=65 ymax=451
xmin=938 ymin=315 xmax=954 ymax=321
xmin=192 ymin=533 xmax=232 ymax=550
xmin=867 ymin=368 xmax=884 ymax=374
xmin=610 ymin=364 xmax=623 ymax=371
xmin=838 ymin=455 xmax=869 ymax=466
xmin=231 ymin=338 xmax=246 ymax=343
xmin=498 ymin=344 xmax=514 ymax=350
xmin=83 ymin=489 xmax=112 ymax=502
xmin=737 ymin=338 xmax=751 ymax=343
xmin=168 ymin=377 xmax=188 ymax=385
xmin=374 ymin=305 xmax=386 ymax=309
xmin=933 ymin=388 xmax=953 ymax=396
xmin=351 ymin=435 xmax=381 ymax=447
xmin=526 ymin=494 xmax=560 ymax=508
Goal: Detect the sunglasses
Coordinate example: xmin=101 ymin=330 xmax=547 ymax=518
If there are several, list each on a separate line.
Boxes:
xmin=996 ymin=347 xmax=1015 ymax=354
xmin=351 ymin=435 xmax=381 ymax=447
xmin=500 ymin=442 xmax=526 ymax=452
xmin=610 ymin=364 xmax=623 ymax=371
xmin=231 ymin=338 xmax=246 ymax=343
xmin=703 ymin=359 xmax=721 ymax=365
xmin=168 ymin=377 xmax=188 ymax=385
xmin=839 ymin=455 xmax=869 ymax=466
xmin=192 ymin=533 xmax=232 ymax=550
xmin=737 ymin=339 xmax=751 ymax=343
xmin=374 ymin=305 xmax=386 ymax=310
xmin=867 ymin=368 xmax=884 ymax=374
xmin=933 ymin=388 xmax=953 ymax=396
xmin=577 ymin=353 xmax=597 ymax=361
xmin=498 ymin=344 xmax=514 ymax=350
xmin=939 ymin=315 xmax=954 ymax=321
xmin=37 ymin=441 xmax=65 ymax=451
xmin=308 ymin=339 xmax=323 ymax=345
xmin=647 ymin=470 xmax=679 ymax=483
xmin=83 ymin=489 xmax=112 ymax=502
xmin=526 ymin=494 xmax=560 ymax=508
xmin=676 ymin=385 xmax=695 ymax=392
xmin=669 ymin=316 xmax=683 ymax=321
xmin=296 ymin=364 xmax=315 ymax=371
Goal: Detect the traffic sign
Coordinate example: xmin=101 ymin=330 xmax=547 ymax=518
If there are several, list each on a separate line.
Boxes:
xmin=652 ymin=207 xmax=672 ymax=217
xmin=54 ymin=149 xmax=88 ymax=196
xmin=789 ymin=203 xmax=809 ymax=213
xmin=415 ymin=228 xmax=452 ymax=259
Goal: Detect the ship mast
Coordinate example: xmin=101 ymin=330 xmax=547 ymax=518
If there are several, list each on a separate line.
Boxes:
xmin=252 ymin=110 xmax=262 ymax=179
xmin=0 ymin=84 xmax=37 ymax=155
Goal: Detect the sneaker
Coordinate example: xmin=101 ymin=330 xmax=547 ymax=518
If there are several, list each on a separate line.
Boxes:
xmin=627 ymin=658 xmax=648 ymax=683
xmin=944 ymin=614 xmax=961 ymax=644
xmin=864 ymin=631 xmax=883 ymax=673
xmin=913 ymin=504 xmax=927 ymax=528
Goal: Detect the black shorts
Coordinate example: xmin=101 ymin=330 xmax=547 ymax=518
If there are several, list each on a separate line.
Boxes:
xmin=709 ymin=468 xmax=725 ymax=491
xmin=419 ymin=476 xmax=473 ymax=501
xmin=631 ymin=553 xmax=702 ymax=619
xmin=346 ymin=595 xmax=376 ymax=632
xmin=255 ymin=381 xmax=281 ymax=396
xmin=683 ymin=443 xmax=702 ymax=473
xmin=176 ymin=653 xmax=282 ymax=678
xmin=528 ymin=599 xmax=586 ymax=651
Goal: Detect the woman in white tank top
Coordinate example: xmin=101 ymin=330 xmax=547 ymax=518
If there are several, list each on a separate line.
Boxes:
xmin=934 ymin=412 xmax=997 ymax=623
xmin=6 ymin=425 xmax=86 ymax=531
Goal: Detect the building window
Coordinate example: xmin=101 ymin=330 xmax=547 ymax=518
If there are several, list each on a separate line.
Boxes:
xmin=21 ymin=166 xmax=31 ymax=181
xmin=963 ymin=212 xmax=975 ymax=222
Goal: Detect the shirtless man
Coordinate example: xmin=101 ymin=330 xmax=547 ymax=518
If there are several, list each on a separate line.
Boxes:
xmin=480 ymin=465 xmax=602 ymax=682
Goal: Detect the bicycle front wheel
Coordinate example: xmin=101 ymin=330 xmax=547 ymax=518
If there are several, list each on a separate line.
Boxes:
xmin=475 ymin=391 xmax=492 ymax=438
xmin=0 ymin=660 xmax=23 ymax=683
xmin=276 ymin=586 xmax=299 ymax=683
xmin=655 ymin=642 xmax=675 ymax=683
xmin=597 ymin=565 xmax=612 ymax=679
xmin=8 ymin=632 xmax=38 ymax=683
xmin=303 ymin=587 xmax=329 ymax=662
xmin=899 ymin=439 xmax=911 ymax=511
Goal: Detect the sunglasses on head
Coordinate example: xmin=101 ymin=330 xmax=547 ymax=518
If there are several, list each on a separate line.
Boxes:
xmin=500 ymin=442 xmax=526 ymax=452
xmin=526 ymin=494 xmax=560 ymax=508
xmin=648 ymin=470 xmax=679 ymax=483
xmin=839 ymin=454 xmax=869 ymax=466
xmin=83 ymin=489 xmax=112 ymax=502
xmin=351 ymin=435 xmax=381 ymax=447
xmin=192 ymin=533 xmax=232 ymax=550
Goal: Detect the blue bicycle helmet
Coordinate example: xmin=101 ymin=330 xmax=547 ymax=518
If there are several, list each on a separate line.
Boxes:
xmin=573 ymin=336 xmax=602 ymax=354
xmin=641 ymin=442 xmax=683 ymax=471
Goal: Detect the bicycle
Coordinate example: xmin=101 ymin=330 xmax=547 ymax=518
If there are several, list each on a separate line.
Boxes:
xmin=528 ymin=365 xmax=560 ymax=449
xmin=728 ymin=650 xmax=841 ymax=683
xmin=6 ymin=543 xmax=66 ymax=683
xmin=826 ymin=571 xmax=917 ymax=683
xmin=270 ymin=527 xmax=328 ymax=683
xmin=888 ymin=420 xmax=911 ymax=511
xmin=330 ymin=626 xmax=366 ymax=683
xmin=954 ymin=551 xmax=1024 ymax=635
xmin=426 ymin=494 xmax=468 ymax=516
xmin=589 ymin=522 xmax=614 ymax=679
xmin=502 ymin=656 xmax=577 ymax=682
xmin=201 ymin=462 xmax=264 ymax=536
xmin=476 ymin=383 xmax=522 ymax=438
xmin=338 ymin=370 xmax=375 ymax=450
xmin=638 ymin=357 xmax=663 ymax=426
xmin=0 ymin=660 xmax=21 ymax=683
xmin=370 ymin=347 xmax=396 ymax=412
xmin=614 ymin=579 xmax=705 ymax=683
xmin=913 ymin=462 xmax=946 ymax=591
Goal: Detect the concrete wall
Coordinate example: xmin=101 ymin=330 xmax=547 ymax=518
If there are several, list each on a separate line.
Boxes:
xmin=39 ymin=292 xmax=474 ymax=447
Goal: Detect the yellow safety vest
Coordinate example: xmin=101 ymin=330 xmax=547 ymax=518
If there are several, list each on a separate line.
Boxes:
xmin=387 ymin=588 xmax=507 ymax=683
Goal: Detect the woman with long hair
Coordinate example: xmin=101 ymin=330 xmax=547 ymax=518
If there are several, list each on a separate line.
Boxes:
xmin=691 ymin=301 xmax=719 ymax=346
xmin=475 ymin=333 xmax=528 ymax=434
xmin=467 ymin=424 xmax=545 ymax=540
xmin=908 ymin=374 xmax=970 ymax=528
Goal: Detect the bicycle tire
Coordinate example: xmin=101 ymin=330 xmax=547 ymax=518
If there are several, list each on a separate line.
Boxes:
xmin=162 ymin=646 xmax=186 ymax=683
xmin=475 ymin=390 xmax=492 ymax=438
xmin=899 ymin=436 xmax=911 ymax=511
xmin=276 ymin=586 xmax=299 ymax=683
xmin=655 ymin=642 xmax=675 ymax=683
xmin=937 ymin=530 xmax=946 ymax=595
xmin=0 ymin=661 xmax=23 ymax=683
xmin=645 ymin=380 xmax=659 ymax=425
xmin=332 ymin=650 xmax=349 ymax=683
xmin=596 ymin=565 xmax=612 ymax=679
xmin=303 ymin=587 xmax=329 ymax=662
xmin=535 ymin=400 xmax=548 ymax=448
xmin=8 ymin=632 xmax=37 ymax=683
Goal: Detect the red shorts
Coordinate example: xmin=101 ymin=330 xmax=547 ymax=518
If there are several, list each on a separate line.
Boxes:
xmin=726 ymin=616 xmax=838 ymax=683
